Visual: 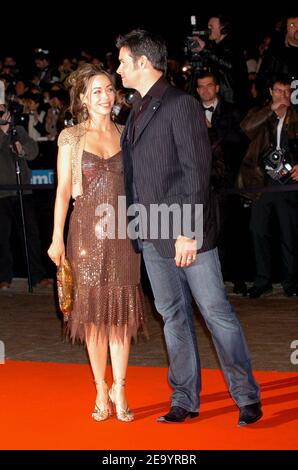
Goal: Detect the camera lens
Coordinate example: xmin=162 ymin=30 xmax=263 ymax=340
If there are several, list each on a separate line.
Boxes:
xmin=189 ymin=39 xmax=198 ymax=50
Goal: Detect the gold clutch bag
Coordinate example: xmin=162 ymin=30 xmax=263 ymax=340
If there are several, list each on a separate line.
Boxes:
xmin=57 ymin=258 xmax=74 ymax=321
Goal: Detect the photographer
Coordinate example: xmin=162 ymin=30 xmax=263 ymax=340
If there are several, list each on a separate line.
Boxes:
xmin=239 ymin=76 xmax=298 ymax=298
xmin=192 ymin=14 xmax=250 ymax=114
xmin=257 ymin=16 xmax=298 ymax=99
xmin=0 ymin=103 xmax=50 ymax=289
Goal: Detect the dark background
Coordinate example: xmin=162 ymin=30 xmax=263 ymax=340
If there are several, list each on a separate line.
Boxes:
xmin=2 ymin=2 xmax=296 ymax=65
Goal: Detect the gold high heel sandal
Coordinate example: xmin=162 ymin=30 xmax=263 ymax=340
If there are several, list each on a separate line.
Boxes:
xmin=91 ymin=379 xmax=113 ymax=422
xmin=108 ymin=378 xmax=134 ymax=422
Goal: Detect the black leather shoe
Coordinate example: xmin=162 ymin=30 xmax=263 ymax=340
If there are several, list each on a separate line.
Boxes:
xmin=238 ymin=402 xmax=263 ymax=426
xmin=157 ymin=406 xmax=199 ymax=423
xmin=248 ymin=285 xmax=272 ymax=299
xmin=233 ymin=281 xmax=247 ymax=296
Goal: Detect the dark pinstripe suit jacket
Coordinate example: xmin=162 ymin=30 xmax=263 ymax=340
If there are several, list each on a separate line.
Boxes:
xmin=121 ymin=80 xmax=218 ymax=258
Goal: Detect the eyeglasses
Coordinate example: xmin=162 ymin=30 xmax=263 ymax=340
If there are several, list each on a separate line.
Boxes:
xmin=272 ymin=88 xmax=291 ymax=95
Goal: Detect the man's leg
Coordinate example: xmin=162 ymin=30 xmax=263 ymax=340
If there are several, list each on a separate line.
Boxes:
xmin=13 ymin=196 xmax=46 ymax=285
xmin=185 ymin=248 xmax=260 ymax=408
xmin=142 ymin=241 xmax=200 ymax=412
xmin=250 ymin=194 xmax=273 ymax=288
xmin=275 ymin=192 xmax=298 ymax=292
xmin=0 ymin=198 xmax=13 ymax=284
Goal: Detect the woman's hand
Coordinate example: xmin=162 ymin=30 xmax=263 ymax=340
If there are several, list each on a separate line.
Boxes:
xmin=47 ymin=239 xmax=65 ymax=267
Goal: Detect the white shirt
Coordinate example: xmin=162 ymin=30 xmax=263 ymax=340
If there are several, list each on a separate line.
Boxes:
xmin=203 ymin=98 xmax=218 ymax=123
xmin=28 ymin=110 xmax=46 ymax=141
xmin=276 ymin=113 xmax=286 ymax=150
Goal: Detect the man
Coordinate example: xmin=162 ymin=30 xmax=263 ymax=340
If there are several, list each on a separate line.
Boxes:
xmin=257 ymin=16 xmax=298 ymax=99
xmin=34 ymin=51 xmax=60 ymax=89
xmin=196 ymin=72 xmax=249 ymax=295
xmin=196 ymin=72 xmax=248 ymax=189
xmin=240 ymin=77 xmax=298 ymax=298
xmin=0 ymin=103 xmax=50 ymax=289
xmin=192 ymin=14 xmax=250 ymax=114
xmin=116 ymin=29 xmax=261 ymax=425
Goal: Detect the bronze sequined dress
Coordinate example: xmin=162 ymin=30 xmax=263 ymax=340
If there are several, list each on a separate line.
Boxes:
xmin=66 ymin=150 xmax=145 ymax=342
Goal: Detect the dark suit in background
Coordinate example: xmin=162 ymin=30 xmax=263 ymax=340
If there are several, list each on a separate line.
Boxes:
xmin=204 ymin=98 xmax=250 ymax=287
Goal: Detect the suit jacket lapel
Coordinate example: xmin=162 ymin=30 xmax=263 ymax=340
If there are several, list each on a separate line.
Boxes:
xmin=133 ymin=98 xmax=161 ymax=145
xmin=211 ymin=99 xmax=221 ymax=125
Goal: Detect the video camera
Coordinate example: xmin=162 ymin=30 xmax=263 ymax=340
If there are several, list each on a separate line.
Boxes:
xmin=0 ymin=98 xmax=28 ymax=129
xmin=262 ymin=147 xmax=292 ymax=184
xmin=184 ymin=15 xmax=209 ymax=73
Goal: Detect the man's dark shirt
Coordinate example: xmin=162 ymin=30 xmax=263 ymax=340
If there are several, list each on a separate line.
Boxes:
xmin=132 ymin=76 xmax=167 ymax=138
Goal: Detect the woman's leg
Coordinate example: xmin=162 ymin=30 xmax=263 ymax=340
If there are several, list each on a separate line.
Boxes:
xmin=86 ymin=325 xmax=109 ymax=382
xmin=109 ymin=332 xmax=134 ymax=421
xmin=86 ymin=325 xmax=110 ymax=420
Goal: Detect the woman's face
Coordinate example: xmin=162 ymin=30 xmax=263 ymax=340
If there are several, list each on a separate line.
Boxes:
xmin=83 ymin=74 xmax=115 ymax=118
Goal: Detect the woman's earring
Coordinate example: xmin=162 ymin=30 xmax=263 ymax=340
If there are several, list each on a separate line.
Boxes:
xmin=82 ymin=104 xmax=89 ymax=121
xmin=111 ymin=103 xmax=121 ymax=122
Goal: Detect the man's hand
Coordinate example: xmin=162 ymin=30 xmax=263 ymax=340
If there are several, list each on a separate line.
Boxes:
xmin=175 ymin=235 xmax=197 ymax=267
xmin=271 ymin=97 xmax=290 ymax=117
xmin=0 ymin=110 xmax=11 ymax=134
xmin=291 ymin=164 xmax=298 ymax=181
xmin=192 ymin=35 xmax=206 ymax=52
xmin=11 ymin=141 xmax=25 ymax=156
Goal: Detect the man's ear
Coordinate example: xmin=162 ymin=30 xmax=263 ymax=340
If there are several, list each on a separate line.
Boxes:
xmin=139 ymin=55 xmax=148 ymax=69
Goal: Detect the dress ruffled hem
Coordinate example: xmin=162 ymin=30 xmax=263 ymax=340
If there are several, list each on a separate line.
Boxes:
xmin=65 ymin=283 xmax=147 ymax=344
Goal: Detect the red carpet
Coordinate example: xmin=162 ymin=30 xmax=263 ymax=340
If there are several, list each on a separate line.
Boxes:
xmin=0 ymin=361 xmax=297 ymax=450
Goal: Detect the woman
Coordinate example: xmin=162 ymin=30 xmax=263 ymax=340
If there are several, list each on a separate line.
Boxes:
xmin=48 ymin=64 xmax=146 ymax=422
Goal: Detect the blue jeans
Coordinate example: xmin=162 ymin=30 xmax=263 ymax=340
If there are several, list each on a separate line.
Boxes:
xmin=142 ymin=242 xmax=260 ymax=412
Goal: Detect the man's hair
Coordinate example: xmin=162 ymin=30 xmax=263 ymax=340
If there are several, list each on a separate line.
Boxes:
xmin=270 ymin=75 xmax=293 ymax=89
xmin=196 ymin=71 xmax=219 ymax=85
xmin=210 ymin=13 xmax=232 ymax=35
xmin=34 ymin=51 xmax=50 ymax=62
xmin=116 ymin=29 xmax=167 ymax=73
